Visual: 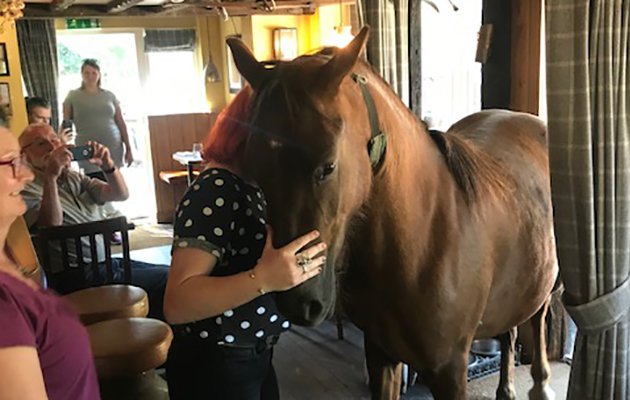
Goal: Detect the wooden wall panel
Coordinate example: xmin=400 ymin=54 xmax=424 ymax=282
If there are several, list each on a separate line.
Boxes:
xmin=510 ymin=0 xmax=542 ymax=114
xmin=148 ymin=113 xmax=218 ymax=223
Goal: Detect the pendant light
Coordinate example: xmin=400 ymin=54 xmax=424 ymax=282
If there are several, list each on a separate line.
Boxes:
xmin=203 ymin=19 xmax=221 ymax=83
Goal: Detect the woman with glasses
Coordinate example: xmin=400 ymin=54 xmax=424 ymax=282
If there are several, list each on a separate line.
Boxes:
xmin=0 ymin=123 xmax=100 ymax=399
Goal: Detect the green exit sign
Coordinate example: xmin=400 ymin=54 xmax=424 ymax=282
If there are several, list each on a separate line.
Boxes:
xmin=65 ymin=19 xmax=101 ymax=29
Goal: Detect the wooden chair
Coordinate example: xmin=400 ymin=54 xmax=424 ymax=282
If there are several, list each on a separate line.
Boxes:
xmin=23 ymin=216 xmax=172 ymax=399
xmin=35 ymin=216 xmax=149 ymax=324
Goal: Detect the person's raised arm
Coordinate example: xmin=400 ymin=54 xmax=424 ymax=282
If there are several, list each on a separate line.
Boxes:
xmin=35 ymin=147 xmax=72 ymax=228
xmin=164 ymin=228 xmax=325 ymax=325
xmin=0 ymin=347 xmax=49 ymax=400
xmin=85 ymin=141 xmax=129 ymax=203
xmin=113 ymin=104 xmax=133 ymax=167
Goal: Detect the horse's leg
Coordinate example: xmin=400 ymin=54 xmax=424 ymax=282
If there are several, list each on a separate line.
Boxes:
xmin=496 ymin=327 xmax=518 ymax=400
xmin=425 ymin=350 xmax=468 ymax=400
xmin=364 ymin=336 xmax=403 ymax=400
xmin=529 ymin=299 xmax=556 ymax=400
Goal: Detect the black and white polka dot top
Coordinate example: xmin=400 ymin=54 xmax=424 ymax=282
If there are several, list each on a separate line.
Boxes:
xmin=172 ymin=168 xmax=290 ymax=346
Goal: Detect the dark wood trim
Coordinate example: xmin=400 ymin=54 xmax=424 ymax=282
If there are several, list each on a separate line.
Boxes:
xmin=409 ymin=0 xmax=421 ymax=118
xmin=25 ymin=0 xmax=328 ymax=18
xmin=510 ymin=0 xmax=542 ymax=114
xmin=107 ymin=0 xmax=145 ymax=13
xmin=52 ymin=0 xmax=77 ymax=12
xmin=481 ymin=0 xmax=511 ymax=109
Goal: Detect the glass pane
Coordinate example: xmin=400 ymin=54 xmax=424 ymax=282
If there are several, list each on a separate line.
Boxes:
xmin=421 ymin=0 xmax=482 ymax=131
xmin=145 ymin=51 xmax=205 ymax=115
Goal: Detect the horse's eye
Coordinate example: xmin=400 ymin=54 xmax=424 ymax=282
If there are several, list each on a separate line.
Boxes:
xmin=314 ymin=162 xmax=337 ymax=185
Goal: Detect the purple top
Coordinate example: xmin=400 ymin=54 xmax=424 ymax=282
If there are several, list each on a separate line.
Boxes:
xmin=0 ymin=271 xmax=100 ymax=400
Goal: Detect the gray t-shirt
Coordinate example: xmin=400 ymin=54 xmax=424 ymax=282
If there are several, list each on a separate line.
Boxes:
xmin=21 ymin=168 xmax=106 ymax=273
xmin=64 ymin=89 xmax=123 ymax=173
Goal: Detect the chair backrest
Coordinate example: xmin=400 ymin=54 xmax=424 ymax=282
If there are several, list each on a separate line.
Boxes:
xmin=36 ymin=217 xmax=132 ymax=290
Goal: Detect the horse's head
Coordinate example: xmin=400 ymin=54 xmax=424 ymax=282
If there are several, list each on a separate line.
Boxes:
xmin=228 ymin=28 xmax=374 ymax=326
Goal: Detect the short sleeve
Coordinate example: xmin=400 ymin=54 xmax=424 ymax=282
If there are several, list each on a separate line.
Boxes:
xmin=20 ymin=183 xmax=43 ymax=229
xmin=0 ymin=284 xmax=36 ymax=349
xmin=78 ymin=173 xmax=105 ymax=206
xmin=172 ymin=172 xmax=238 ymax=263
xmin=106 ymin=90 xmax=120 ymax=107
xmin=63 ymin=89 xmax=77 ymax=109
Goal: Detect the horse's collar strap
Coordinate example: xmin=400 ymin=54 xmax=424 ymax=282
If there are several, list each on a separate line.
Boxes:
xmin=351 ymin=72 xmax=387 ymax=171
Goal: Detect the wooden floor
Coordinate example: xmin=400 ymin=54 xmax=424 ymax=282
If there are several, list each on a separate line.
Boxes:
xmin=274 ymin=320 xmax=432 ymax=400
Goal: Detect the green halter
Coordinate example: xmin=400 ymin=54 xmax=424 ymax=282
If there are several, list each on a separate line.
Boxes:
xmin=351 ymin=72 xmax=387 ymax=172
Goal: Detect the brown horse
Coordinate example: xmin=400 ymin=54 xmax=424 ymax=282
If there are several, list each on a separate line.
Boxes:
xmin=227 ymin=27 xmax=558 ymax=400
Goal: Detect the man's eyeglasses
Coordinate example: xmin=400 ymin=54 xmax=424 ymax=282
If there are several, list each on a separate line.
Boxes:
xmin=0 ymin=154 xmax=29 ymax=178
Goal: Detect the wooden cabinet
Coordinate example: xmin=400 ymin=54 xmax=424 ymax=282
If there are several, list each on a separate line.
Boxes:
xmin=148 ymin=113 xmax=218 ymax=223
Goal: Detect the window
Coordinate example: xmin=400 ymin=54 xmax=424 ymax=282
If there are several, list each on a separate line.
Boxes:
xmin=145 ymin=51 xmax=205 ymax=115
xmin=421 ymin=0 xmax=482 ymax=131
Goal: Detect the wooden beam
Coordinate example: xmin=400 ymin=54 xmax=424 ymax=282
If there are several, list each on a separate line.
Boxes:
xmin=24 ymin=0 xmax=318 ymax=17
xmin=409 ymin=0 xmax=421 ymax=118
xmin=52 ymin=0 xmax=76 ymax=12
xmin=107 ymin=0 xmax=145 ymax=13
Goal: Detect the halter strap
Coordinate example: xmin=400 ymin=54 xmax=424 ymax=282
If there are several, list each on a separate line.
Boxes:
xmin=351 ymin=72 xmax=387 ymax=172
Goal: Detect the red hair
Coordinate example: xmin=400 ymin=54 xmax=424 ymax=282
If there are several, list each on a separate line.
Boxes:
xmin=203 ymin=86 xmax=253 ymax=170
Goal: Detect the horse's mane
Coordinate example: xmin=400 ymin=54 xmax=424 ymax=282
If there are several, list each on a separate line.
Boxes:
xmin=428 ymin=129 xmax=509 ymax=205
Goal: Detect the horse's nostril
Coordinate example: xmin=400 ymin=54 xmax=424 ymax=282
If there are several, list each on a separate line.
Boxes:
xmin=306 ymin=301 xmax=324 ymax=321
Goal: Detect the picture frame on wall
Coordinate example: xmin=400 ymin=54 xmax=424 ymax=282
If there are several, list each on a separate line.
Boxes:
xmin=226 ymin=35 xmax=244 ymax=94
xmin=0 ymin=43 xmax=9 ymax=76
xmin=0 ymin=83 xmax=12 ymax=116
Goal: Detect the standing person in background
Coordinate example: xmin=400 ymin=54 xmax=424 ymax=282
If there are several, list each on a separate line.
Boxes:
xmin=26 ymin=96 xmax=73 ymax=144
xmin=63 ymin=59 xmax=134 ymax=181
xmin=63 ymin=59 xmax=132 ymax=244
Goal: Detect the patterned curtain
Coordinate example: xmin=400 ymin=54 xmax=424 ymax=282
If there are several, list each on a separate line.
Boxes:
xmin=357 ymin=0 xmax=409 ymax=106
xmin=546 ymin=1 xmax=630 ymax=399
xmin=16 ymin=19 xmax=59 ymax=129
xmin=144 ymin=29 xmax=196 ymax=53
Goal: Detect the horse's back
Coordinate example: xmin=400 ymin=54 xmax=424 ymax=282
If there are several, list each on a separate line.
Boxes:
xmin=448 ymin=109 xmax=557 ymax=336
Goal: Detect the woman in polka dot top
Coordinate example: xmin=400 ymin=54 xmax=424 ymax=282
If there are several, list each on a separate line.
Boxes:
xmin=164 ymin=87 xmax=327 ymax=400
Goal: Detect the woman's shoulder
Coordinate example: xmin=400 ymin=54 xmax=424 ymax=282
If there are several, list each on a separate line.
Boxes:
xmin=196 ymin=168 xmax=245 ymax=190
xmin=64 ymin=89 xmax=81 ymax=100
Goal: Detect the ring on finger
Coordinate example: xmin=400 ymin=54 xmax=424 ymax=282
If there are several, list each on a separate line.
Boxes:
xmin=296 ymin=253 xmax=312 ymax=270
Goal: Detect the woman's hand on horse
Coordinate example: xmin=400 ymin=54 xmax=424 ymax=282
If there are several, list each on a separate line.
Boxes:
xmin=255 ymin=226 xmax=326 ymax=292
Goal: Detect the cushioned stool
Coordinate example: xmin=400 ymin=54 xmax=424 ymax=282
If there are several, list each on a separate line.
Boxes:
xmin=88 ymin=318 xmax=173 ymax=400
xmin=63 ymin=284 xmax=149 ymax=325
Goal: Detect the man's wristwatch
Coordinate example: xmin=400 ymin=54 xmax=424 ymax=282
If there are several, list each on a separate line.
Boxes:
xmin=102 ymin=165 xmax=116 ymax=174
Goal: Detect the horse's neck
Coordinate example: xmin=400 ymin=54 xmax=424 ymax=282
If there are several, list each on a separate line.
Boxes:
xmin=353 ymin=72 xmax=461 ymax=269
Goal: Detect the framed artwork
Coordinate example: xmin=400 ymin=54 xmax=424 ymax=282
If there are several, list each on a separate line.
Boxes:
xmin=0 ymin=43 xmax=8 ymax=76
xmin=226 ymin=35 xmax=244 ymax=94
xmin=0 ymin=83 xmax=11 ymax=116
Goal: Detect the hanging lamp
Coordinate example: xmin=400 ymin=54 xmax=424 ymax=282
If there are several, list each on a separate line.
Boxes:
xmin=203 ymin=20 xmax=221 ymax=83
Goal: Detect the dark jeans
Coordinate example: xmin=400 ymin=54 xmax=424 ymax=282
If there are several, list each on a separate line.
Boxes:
xmin=53 ymin=258 xmax=169 ymax=321
xmin=167 ymin=331 xmax=280 ymax=400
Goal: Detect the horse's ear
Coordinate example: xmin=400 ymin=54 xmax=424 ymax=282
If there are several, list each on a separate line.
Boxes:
xmin=226 ymin=37 xmax=266 ymax=90
xmin=319 ymin=26 xmax=370 ymax=96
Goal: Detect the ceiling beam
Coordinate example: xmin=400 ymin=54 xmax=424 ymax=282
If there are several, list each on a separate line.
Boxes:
xmin=106 ymin=0 xmax=145 ymax=13
xmin=24 ymin=1 xmax=320 ymax=18
xmin=51 ymin=0 xmax=77 ymax=11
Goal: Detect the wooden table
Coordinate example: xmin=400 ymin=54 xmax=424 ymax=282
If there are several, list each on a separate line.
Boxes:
xmin=172 ymin=151 xmax=203 ymax=186
xmin=129 ymin=245 xmax=172 ymax=266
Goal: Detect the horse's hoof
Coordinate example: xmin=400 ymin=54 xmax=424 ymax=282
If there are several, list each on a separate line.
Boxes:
xmin=496 ymin=384 xmax=516 ymax=400
xmin=528 ymin=386 xmax=556 ymax=400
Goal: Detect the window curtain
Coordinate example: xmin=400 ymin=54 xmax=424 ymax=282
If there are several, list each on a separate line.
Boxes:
xmin=357 ymin=0 xmax=410 ymax=106
xmin=16 ymin=19 xmax=60 ymax=129
xmin=546 ymin=0 xmax=630 ymax=399
xmin=144 ymin=29 xmax=196 ymax=52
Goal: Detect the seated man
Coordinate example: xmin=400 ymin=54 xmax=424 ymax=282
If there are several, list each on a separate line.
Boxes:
xmin=19 ymin=123 xmax=168 ymax=321
xmin=26 ymin=96 xmax=73 ymax=143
